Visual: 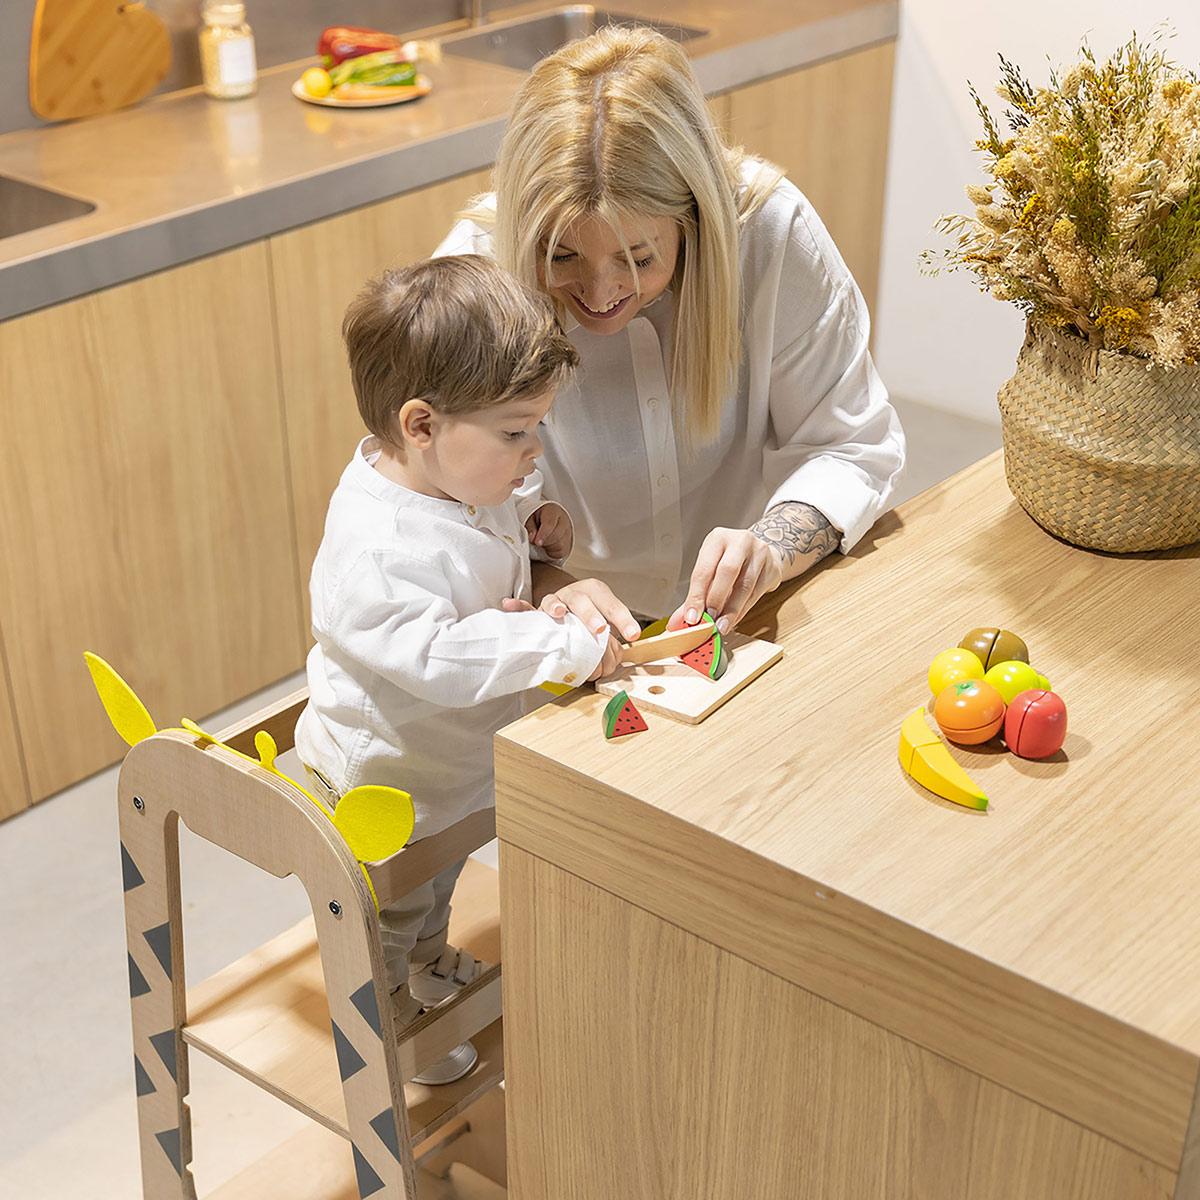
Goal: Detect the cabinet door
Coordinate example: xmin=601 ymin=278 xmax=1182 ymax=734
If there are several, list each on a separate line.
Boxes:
xmin=724 ymin=42 xmax=895 ymax=316
xmin=0 ymin=241 xmax=305 ymax=802
xmin=0 ymin=641 xmax=30 ymax=819
xmin=269 ymin=168 xmax=493 ymax=612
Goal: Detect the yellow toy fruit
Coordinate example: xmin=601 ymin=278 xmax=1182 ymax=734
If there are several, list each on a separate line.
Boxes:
xmin=898 ymin=707 xmax=988 ymax=811
xmin=983 ymin=660 xmax=1047 ymax=705
xmin=1036 ymin=671 xmax=1051 ymax=691
xmin=927 ymin=647 xmax=984 ymax=697
xmin=303 ymin=67 xmax=333 ymax=97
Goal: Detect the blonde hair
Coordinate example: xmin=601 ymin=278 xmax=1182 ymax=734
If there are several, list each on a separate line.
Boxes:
xmin=342 ymin=255 xmax=578 ymax=445
xmin=473 ymin=25 xmax=781 ymax=439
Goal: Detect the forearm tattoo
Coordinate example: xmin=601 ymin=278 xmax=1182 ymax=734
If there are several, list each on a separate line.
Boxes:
xmin=750 ymin=501 xmax=840 ymax=567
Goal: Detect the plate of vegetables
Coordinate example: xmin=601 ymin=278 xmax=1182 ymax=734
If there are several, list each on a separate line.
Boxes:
xmin=294 ymin=26 xmax=440 ymax=107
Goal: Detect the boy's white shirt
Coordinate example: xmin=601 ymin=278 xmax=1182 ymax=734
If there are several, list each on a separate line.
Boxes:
xmin=434 ymin=166 xmax=907 ymax=619
xmin=295 ymin=437 xmax=607 ymax=840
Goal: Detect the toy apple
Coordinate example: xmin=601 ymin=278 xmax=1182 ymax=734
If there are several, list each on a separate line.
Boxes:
xmin=1005 ymin=689 xmax=1067 ymax=759
xmin=928 ymin=647 xmax=984 ymax=696
xmin=984 ymin=659 xmax=1048 ymax=705
xmin=933 ymin=679 xmax=1006 ymax=745
xmin=959 ymin=627 xmax=1030 ymax=672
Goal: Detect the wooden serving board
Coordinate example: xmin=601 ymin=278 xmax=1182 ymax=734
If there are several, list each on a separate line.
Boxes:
xmin=30 ymin=0 xmax=171 ymax=122
xmin=596 ymin=632 xmax=782 ymax=724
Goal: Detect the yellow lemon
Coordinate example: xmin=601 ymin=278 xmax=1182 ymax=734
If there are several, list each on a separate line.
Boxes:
xmin=927 ymin=647 xmax=984 ymax=697
xmin=303 ymin=67 xmax=333 ymax=98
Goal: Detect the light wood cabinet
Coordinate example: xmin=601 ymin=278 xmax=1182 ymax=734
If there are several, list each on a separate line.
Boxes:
xmin=501 ymin=846 xmax=1177 ymax=1200
xmin=0 ymin=640 xmax=30 ymax=819
xmin=269 ymin=169 xmax=492 ymax=612
xmin=720 ymin=42 xmax=895 ymax=317
xmin=0 ymin=241 xmax=305 ymax=800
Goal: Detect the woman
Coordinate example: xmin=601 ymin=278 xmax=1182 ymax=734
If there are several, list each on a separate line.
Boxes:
xmin=436 ymin=25 xmax=904 ymax=649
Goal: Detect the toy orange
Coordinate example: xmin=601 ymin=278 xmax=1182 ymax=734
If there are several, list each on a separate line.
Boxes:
xmin=933 ymin=679 xmax=1006 ymax=745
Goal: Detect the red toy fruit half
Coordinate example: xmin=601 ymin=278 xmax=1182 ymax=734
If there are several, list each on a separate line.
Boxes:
xmin=678 ymin=611 xmax=728 ymax=680
xmin=1005 ymin=689 xmax=1067 ymax=759
xmin=603 ymin=690 xmax=648 ymax=739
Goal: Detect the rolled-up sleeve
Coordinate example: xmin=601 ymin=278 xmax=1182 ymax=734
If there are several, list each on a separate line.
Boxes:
xmin=760 ymin=202 xmax=905 ymax=553
xmin=328 ymin=551 xmax=605 ymax=706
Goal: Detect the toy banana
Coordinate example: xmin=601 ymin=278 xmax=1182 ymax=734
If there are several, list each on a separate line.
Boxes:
xmin=898 ymin=706 xmax=988 ymax=811
xmin=84 ymin=652 xmax=415 ymax=906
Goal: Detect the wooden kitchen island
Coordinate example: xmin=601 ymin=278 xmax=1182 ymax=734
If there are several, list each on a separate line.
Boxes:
xmin=493 ymin=451 xmax=1200 ymax=1199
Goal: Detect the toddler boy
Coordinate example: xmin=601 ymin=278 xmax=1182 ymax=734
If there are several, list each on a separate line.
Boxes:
xmin=295 ymin=255 xmax=610 ymax=1083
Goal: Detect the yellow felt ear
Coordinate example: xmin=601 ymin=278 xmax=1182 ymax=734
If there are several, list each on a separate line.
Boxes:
xmin=332 ymin=785 xmax=416 ymax=863
xmin=254 ymin=729 xmax=278 ymax=770
xmin=83 ymin=652 xmax=157 ymax=747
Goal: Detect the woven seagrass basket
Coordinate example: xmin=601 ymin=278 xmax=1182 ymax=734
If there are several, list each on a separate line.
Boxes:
xmin=998 ymin=322 xmax=1200 ymax=552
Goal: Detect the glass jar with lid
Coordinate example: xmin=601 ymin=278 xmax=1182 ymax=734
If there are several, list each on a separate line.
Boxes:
xmin=199 ymin=0 xmax=258 ymax=99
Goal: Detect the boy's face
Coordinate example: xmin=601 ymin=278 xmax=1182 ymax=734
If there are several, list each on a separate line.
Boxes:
xmin=426 ymin=387 xmax=555 ymax=508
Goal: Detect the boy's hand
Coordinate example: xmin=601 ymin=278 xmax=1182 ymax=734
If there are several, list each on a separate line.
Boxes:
xmin=587 ymin=632 xmax=623 ymax=681
xmin=525 ymin=502 xmax=573 ymax=561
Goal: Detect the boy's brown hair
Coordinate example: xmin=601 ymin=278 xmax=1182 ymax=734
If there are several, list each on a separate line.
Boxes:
xmin=343 ymin=255 xmax=578 ymax=443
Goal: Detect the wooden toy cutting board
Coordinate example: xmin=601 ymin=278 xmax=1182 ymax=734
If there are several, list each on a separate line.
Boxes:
xmin=30 ymin=0 xmax=171 ymax=122
xmin=595 ymin=632 xmax=782 ymax=724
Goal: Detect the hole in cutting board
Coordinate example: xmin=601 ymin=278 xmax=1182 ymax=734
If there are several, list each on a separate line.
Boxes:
xmin=648 ymin=685 xmax=666 ymax=694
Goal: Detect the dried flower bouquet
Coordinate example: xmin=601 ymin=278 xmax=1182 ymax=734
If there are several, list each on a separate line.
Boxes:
xmin=925 ymin=34 xmax=1200 ymax=368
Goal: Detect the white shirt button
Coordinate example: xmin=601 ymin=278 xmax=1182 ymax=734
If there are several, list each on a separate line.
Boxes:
xmin=646 ymin=397 xmax=659 ymax=410
xmin=657 ymin=474 xmax=670 ymax=488
xmin=503 ymin=534 xmax=514 ymax=544
xmin=660 ymin=534 xmax=673 ymax=546
xmin=466 ymin=505 xmax=477 ymax=516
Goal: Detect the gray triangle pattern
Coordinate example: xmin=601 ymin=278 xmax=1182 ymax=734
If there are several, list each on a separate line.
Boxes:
xmin=352 ymin=1144 xmax=385 ymax=1198
xmin=350 ymin=980 xmax=382 ymax=1038
xmin=143 ymin=922 xmax=173 ymax=980
xmin=120 ymin=843 xmax=145 ymax=892
xmin=369 ymin=1108 xmax=402 ymax=1162
xmin=150 ymin=1030 xmax=177 ymax=1081
xmin=134 ymin=1056 xmax=156 ymax=1097
xmin=155 ymin=1128 xmax=182 ymax=1175
xmin=128 ymin=954 xmax=151 ymax=999
xmin=331 ymin=1020 xmax=366 ymax=1082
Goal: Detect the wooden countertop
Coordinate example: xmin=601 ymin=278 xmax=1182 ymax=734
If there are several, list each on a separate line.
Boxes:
xmin=494 ymin=451 xmax=1200 ymax=1171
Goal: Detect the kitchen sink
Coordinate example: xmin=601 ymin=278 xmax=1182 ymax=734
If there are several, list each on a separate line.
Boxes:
xmin=0 ymin=175 xmax=95 ymax=241
xmin=441 ymin=5 xmax=708 ymax=71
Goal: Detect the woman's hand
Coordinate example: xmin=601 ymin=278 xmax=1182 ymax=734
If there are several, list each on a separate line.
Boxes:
xmin=502 ymin=592 xmax=626 ymax=680
xmin=669 ymin=528 xmax=783 ymax=635
xmin=669 ymin=504 xmax=840 ymax=634
xmin=525 ymin=501 xmax=573 ymax=561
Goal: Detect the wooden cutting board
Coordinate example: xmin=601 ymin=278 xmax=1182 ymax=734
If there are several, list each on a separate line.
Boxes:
xmin=30 ymin=0 xmax=171 ymax=122
xmin=596 ymin=632 xmax=783 ymax=724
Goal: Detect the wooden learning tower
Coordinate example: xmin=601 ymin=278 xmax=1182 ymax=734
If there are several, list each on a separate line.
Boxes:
xmin=104 ymin=668 xmax=508 ymax=1199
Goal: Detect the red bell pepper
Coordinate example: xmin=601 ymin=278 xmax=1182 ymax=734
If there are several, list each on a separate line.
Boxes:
xmin=318 ymin=26 xmax=404 ymax=68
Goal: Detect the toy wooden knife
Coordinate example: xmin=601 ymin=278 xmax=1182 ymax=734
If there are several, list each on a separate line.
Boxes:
xmin=619 ymin=623 xmax=716 ymax=666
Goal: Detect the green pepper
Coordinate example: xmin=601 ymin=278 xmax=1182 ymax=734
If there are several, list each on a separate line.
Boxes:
xmin=329 ymin=50 xmax=410 ymax=87
xmin=351 ymin=62 xmax=418 ymax=87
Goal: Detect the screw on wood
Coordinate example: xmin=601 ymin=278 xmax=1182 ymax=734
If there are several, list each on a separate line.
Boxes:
xmin=133 ymin=796 xmax=145 ymax=812
xmin=329 ymin=900 xmax=342 ymax=918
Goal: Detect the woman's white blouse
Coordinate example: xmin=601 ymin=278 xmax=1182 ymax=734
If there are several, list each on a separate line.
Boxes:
xmin=434 ymin=168 xmax=906 ymax=619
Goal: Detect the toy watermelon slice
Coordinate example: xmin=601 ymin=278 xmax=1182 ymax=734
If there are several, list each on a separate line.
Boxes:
xmin=678 ymin=611 xmax=729 ymax=680
xmin=602 ymin=690 xmax=648 ymax=739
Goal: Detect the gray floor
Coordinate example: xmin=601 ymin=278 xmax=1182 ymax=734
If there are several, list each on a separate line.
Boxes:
xmin=0 ymin=398 xmax=999 ymax=1197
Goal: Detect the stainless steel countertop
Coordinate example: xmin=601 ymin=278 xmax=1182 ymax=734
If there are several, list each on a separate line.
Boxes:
xmin=0 ymin=0 xmax=897 ymax=322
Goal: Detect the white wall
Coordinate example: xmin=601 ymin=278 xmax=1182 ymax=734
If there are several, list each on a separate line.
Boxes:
xmin=873 ymin=1 xmax=1200 ymax=423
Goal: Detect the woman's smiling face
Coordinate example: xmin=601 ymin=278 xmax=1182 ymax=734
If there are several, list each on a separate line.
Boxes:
xmin=539 ymin=213 xmax=681 ymax=336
